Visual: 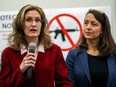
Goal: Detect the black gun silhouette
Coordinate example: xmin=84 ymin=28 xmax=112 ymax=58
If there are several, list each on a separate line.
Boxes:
xmin=50 ymin=27 xmax=79 ymax=41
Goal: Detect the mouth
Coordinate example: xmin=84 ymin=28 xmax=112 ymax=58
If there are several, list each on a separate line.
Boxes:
xmin=30 ymin=29 xmax=37 ymax=32
xmin=85 ymin=31 xmax=91 ymax=34
xmin=85 ymin=32 xmax=92 ymax=36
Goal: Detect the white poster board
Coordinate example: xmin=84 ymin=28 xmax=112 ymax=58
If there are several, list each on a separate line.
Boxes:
xmin=0 ymin=6 xmax=111 ymax=67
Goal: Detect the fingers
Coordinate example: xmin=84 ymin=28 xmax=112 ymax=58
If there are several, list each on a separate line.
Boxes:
xmin=20 ymin=53 xmax=37 ymax=73
xmin=24 ymin=56 xmax=36 ymax=66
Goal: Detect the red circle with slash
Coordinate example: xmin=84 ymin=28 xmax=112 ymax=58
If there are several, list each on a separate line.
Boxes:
xmin=48 ymin=13 xmax=83 ymax=51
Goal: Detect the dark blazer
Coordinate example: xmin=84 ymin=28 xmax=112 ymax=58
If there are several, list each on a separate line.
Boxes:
xmin=66 ymin=47 xmax=116 ymax=87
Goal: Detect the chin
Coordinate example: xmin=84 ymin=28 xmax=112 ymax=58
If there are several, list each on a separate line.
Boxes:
xmin=85 ymin=36 xmax=93 ymax=39
xmin=86 ymin=36 xmax=92 ymax=38
xmin=28 ymin=35 xmax=38 ymax=38
xmin=30 ymin=34 xmax=39 ymax=37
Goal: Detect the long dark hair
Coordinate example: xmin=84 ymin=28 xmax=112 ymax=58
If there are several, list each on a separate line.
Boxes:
xmin=77 ymin=9 xmax=116 ymax=57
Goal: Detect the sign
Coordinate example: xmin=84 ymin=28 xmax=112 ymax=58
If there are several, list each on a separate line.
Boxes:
xmin=0 ymin=6 xmax=111 ymax=61
xmin=48 ymin=13 xmax=82 ymax=51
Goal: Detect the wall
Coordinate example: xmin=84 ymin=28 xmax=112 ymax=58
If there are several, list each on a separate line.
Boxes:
xmin=0 ymin=0 xmax=116 ymax=41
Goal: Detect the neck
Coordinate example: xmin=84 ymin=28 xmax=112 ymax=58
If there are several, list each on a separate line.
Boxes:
xmin=26 ymin=37 xmax=39 ymax=46
xmin=86 ymin=39 xmax=100 ymax=56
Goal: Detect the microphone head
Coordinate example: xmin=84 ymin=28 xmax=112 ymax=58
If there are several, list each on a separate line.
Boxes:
xmin=29 ymin=42 xmax=36 ymax=53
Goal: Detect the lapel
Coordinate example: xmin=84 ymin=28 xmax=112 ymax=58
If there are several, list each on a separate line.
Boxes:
xmin=107 ymin=53 xmax=115 ymax=87
xmin=79 ymin=48 xmax=92 ymax=84
xmin=79 ymin=48 xmax=115 ymax=87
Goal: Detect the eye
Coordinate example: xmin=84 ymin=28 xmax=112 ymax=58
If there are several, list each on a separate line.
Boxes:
xmin=84 ymin=20 xmax=88 ymax=25
xmin=92 ymin=22 xmax=98 ymax=26
xmin=25 ymin=18 xmax=32 ymax=22
xmin=35 ymin=18 xmax=41 ymax=23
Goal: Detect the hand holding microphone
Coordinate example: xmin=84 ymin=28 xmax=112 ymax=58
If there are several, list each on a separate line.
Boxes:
xmin=20 ymin=42 xmax=37 ymax=78
xmin=27 ymin=42 xmax=36 ymax=78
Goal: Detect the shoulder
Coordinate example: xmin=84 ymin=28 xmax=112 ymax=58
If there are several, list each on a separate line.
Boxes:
xmin=66 ymin=48 xmax=78 ymax=62
xmin=2 ymin=47 xmax=18 ymax=55
xmin=1 ymin=47 xmax=13 ymax=60
xmin=67 ymin=48 xmax=79 ymax=57
xmin=2 ymin=47 xmax=12 ymax=53
xmin=66 ymin=47 xmax=87 ymax=60
xmin=46 ymin=43 xmax=62 ymax=53
xmin=51 ymin=43 xmax=61 ymax=50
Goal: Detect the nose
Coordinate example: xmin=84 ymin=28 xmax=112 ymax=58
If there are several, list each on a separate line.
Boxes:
xmin=86 ymin=23 xmax=92 ymax=30
xmin=31 ymin=20 xmax=36 ymax=26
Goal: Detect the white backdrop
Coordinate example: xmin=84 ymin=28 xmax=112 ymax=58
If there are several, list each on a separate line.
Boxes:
xmin=0 ymin=6 xmax=111 ymax=67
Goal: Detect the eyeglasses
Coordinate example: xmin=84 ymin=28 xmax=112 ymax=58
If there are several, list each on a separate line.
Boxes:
xmin=25 ymin=18 xmax=42 ymax=24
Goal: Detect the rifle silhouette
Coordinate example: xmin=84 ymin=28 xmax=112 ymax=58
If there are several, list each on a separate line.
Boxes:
xmin=50 ymin=27 xmax=79 ymax=41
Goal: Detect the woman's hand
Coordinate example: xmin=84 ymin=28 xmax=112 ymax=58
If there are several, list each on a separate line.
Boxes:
xmin=20 ymin=48 xmax=38 ymax=73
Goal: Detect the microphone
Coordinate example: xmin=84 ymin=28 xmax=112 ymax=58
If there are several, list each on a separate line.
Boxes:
xmin=27 ymin=42 xmax=36 ymax=78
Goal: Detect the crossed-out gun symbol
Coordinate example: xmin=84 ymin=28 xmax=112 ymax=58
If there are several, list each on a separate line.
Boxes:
xmin=50 ymin=27 xmax=79 ymax=41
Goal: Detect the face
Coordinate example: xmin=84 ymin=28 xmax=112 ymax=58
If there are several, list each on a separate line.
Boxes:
xmin=24 ymin=10 xmax=42 ymax=41
xmin=83 ymin=13 xmax=102 ymax=41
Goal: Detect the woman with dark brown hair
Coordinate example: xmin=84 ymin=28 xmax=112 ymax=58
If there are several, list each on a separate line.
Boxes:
xmin=66 ymin=9 xmax=116 ymax=87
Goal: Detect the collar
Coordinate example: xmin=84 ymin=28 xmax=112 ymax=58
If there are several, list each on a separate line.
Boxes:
xmin=21 ymin=44 xmax=45 ymax=55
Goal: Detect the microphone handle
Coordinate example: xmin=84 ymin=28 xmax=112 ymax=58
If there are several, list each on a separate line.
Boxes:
xmin=27 ymin=48 xmax=33 ymax=78
xmin=27 ymin=43 xmax=36 ymax=78
xmin=27 ymin=67 xmax=33 ymax=78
